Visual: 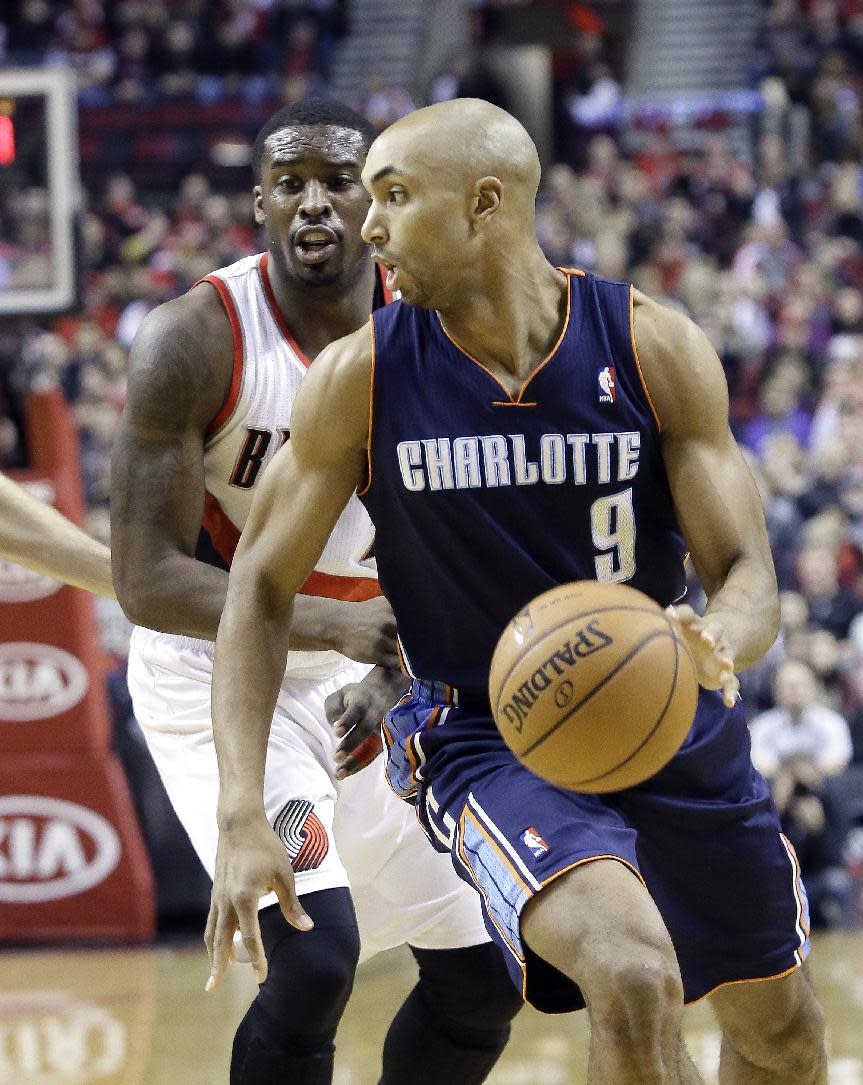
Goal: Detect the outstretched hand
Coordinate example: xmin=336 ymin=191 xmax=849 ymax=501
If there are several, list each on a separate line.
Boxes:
xmin=204 ymin=814 xmax=313 ymax=991
xmin=326 ymin=665 xmax=407 ymax=779
xmin=335 ymin=596 xmax=400 ymax=668
xmin=666 ymin=604 xmax=739 ymax=708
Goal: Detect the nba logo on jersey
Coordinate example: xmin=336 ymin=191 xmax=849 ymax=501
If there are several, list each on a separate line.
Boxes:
xmin=598 ymin=365 xmax=617 ymax=403
xmin=521 ymin=826 xmax=549 ymax=858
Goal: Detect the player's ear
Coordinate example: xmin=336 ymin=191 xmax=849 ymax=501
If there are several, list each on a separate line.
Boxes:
xmin=472 ymin=177 xmax=502 ymax=228
xmin=253 ymin=185 xmax=266 ymax=224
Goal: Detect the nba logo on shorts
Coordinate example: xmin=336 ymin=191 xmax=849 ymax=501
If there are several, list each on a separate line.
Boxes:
xmin=521 ymin=826 xmax=549 ymax=858
xmin=598 ymin=365 xmax=616 ymax=404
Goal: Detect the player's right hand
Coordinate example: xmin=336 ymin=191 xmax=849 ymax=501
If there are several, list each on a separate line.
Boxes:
xmin=205 ymin=813 xmax=313 ymax=991
xmin=335 ymin=595 xmax=399 ymax=668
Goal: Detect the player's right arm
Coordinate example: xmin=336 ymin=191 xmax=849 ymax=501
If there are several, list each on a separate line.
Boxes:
xmin=206 ymin=326 xmax=373 ymax=989
xmin=0 ymin=473 xmax=114 ymax=598
xmin=111 ymin=288 xmax=397 ymax=661
xmin=110 ymin=288 xmax=236 ymax=639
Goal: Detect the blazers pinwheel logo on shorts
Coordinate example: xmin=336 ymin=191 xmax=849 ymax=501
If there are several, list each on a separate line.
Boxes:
xmin=273 ymin=799 xmax=329 ymax=872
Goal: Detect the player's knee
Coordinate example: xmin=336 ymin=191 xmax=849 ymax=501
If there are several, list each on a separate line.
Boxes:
xmin=588 ymin=950 xmax=684 ymax=1045
xmin=232 ymin=895 xmax=360 ymax=1085
xmin=724 ymin=984 xmax=826 ymax=1074
xmin=413 ymin=943 xmax=523 ymax=1041
xmin=284 ymin=934 xmax=357 ymax=1018
xmin=256 ymin=890 xmax=360 ymax=1036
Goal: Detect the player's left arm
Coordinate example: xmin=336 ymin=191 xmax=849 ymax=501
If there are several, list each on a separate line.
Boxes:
xmin=633 ymin=290 xmax=780 ymax=706
xmin=0 ymin=473 xmax=115 ymax=599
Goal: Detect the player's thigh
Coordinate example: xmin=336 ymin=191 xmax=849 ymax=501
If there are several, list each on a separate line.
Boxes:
xmin=709 ymin=966 xmax=825 ymax=1061
xmin=334 ymin=755 xmax=487 ymax=959
xmin=127 ymin=643 xmax=223 ymax=876
xmin=262 ymin=706 xmax=348 ymax=897
xmin=347 ymin=797 xmax=489 ymax=962
xmin=522 ymin=856 xmax=681 ymax=994
xmin=129 ymin=643 xmax=350 ymax=896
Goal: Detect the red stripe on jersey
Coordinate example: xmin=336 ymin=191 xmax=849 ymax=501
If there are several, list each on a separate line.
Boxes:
xmin=300 ymin=569 xmax=382 ymax=601
xmin=201 ymin=492 xmax=381 ymax=601
xmin=258 ymin=252 xmax=311 ymax=367
xmin=197 ymin=275 xmax=244 ymax=440
xmin=202 ymin=491 xmax=241 ymax=565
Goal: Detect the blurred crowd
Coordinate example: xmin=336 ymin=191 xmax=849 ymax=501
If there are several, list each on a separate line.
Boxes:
xmin=2 ymin=0 xmax=863 ymax=924
xmin=2 ymin=0 xmax=345 ymax=104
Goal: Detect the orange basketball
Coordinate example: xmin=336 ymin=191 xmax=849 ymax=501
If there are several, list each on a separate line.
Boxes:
xmin=489 ymin=581 xmax=698 ymax=792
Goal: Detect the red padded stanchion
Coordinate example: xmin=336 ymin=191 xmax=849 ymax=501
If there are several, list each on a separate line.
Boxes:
xmin=0 ymin=390 xmax=155 ymax=941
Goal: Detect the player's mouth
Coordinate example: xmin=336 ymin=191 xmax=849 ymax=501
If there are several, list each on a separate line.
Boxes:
xmin=375 ymin=254 xmax=400 ymax=293
xmin=293 ymin=225 xmax=339 ymax=266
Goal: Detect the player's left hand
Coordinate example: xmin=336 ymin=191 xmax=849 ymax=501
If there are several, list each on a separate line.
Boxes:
xmin=326 ymin=665 xmax=407 ymax=779
xmin=666 ymin=604 xmax=739 ymax=708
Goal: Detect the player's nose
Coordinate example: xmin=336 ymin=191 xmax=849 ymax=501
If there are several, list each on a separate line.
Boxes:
xmin=299 ymin=178 xmax=332 ymax=218
xmin=361 ymin=205 xmax=386 ymax=245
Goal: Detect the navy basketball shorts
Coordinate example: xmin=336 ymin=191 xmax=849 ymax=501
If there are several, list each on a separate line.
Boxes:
xmin=381 ymin=679 xmax=811 ymax=1013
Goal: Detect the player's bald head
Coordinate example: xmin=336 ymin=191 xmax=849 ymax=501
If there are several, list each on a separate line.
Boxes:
xmin=366 ymin=99 xmax=541 ymax=211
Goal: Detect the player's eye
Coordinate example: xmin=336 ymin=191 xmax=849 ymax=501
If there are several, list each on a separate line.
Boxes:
xmin=388 ymin=188 xmax=406 ymax=205
xmin=329 ymin=175 xmax=355 ymax=190
xmin=276 ymin=176 xmax=301 ymax=192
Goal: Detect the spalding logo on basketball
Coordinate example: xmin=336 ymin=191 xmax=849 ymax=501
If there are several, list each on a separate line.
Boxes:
xmin=489 ymin=581 xmax=698 ymax=792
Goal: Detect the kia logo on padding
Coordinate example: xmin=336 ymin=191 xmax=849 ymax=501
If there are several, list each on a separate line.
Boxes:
xmin=0 ymin=643 xmax=89 ymax=721
xmin=0 ymin=993 xmax=129 ymax=1079
xmin=0 ymin=557 xmax=61 ymax=602
xmin=0 ymin=796 xmax=121 ymax=902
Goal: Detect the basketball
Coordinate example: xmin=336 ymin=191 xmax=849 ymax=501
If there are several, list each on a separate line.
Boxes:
xmin=489 ymin=581 xmax=699 ymax=792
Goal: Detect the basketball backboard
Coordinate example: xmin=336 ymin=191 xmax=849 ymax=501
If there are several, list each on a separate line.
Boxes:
xmin=0 ymin=68 xmax=80 ymax=315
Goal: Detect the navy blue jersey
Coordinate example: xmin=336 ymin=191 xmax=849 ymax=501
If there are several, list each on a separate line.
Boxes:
xmin=360 ymin=270 xmax=687 ymax=693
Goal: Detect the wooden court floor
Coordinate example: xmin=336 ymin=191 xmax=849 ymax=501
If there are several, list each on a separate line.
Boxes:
xmin=0 ymin=931 xmax=861 ymax=1084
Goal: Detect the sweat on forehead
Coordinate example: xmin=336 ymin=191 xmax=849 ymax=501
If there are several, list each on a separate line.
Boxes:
xmin=262 ymin=125 xmax=367 ymax=165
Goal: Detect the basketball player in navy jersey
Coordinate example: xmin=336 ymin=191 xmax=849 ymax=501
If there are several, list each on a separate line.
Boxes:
xmin=0 ymin=473 xmax=114 ymax=598
xmin=111 ymin=99 xmax=520 ymax=1085
xmin=208 ymin=100 xmax=827 ymax=1084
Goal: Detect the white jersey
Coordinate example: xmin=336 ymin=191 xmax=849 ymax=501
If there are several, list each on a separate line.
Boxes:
xmin=126 ymin=253 xmax=490 ymax=950
xmin=137 ymin=250 xmax=379 ymax=679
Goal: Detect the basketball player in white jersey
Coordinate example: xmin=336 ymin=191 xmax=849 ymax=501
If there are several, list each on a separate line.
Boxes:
xmin=0 ymin=472 xmax=114 ymax=598
xmin=110 ymin=99 xmax=521 ymax=1085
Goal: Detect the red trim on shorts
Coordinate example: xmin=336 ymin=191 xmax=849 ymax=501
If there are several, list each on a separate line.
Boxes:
xmin=197 ymin=276 xmax=244 ymax=441
xmin=258 ymin=251 xmax=312 ymax=367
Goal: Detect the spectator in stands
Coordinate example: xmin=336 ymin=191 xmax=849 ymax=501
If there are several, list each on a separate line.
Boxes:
xmin=750 ymin=658 xmax=853 ymax=923
xmin=742 ymin=364 xmax=812 ymax=454
xmin=796 ymin=544 xmax=858 ymax=640
xmin=428 ymin=48 xmax=508 ymax=110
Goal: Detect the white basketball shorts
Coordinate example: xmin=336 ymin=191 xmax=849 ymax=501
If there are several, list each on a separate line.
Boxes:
xmin=126 ymin=627 xmax=488 ymax=960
